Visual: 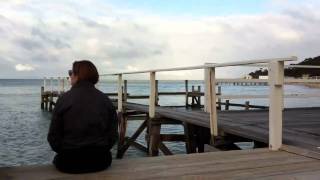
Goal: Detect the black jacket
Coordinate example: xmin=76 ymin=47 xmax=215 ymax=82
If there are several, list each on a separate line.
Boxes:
xmin=47 ymin=81 xmax=118 ymax=153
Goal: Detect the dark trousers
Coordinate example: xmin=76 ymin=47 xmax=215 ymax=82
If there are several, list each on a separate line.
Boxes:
xmin=53 ymin=147 xmax=112 ymax=174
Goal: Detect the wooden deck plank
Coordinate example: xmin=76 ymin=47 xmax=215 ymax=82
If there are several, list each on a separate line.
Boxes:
xmin=2 ymin=148 xmax=320 ymax=180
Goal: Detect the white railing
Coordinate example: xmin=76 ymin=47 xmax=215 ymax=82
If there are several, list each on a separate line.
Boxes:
xmin=44 ymin=56 xmax=320 ymax=151
xmin=101 ymin=56 xmax=297 ymax=151
xmin=42 ymin=77 xmax=69 ymax=93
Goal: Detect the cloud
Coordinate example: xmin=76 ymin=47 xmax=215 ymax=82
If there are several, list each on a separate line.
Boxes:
xmin=0 ymin=0 xmax=320 ymax=79
xmin=15 ymin=64 xmax=35 ymax=71
xmin=126 ymin=65 xmax=139 ymax=71
xmin=102 ymin=61 xmax=112 ymax=67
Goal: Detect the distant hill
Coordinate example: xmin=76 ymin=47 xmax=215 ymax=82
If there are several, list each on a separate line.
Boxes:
xmin=249 ymin=56 xmax=320 ymax=78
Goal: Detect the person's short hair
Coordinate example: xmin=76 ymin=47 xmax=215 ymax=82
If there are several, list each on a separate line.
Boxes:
xmin=72 ymin=60 xmax=99 ymax=84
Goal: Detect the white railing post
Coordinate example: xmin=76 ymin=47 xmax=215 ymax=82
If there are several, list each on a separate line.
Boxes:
xmin=149 ymin=72 xmax=156 ymax=118
xmin=43 ymin=77 xmax=47 ymax=91
xmin=204 ymin=66 xmax=210 ymax=112
xmin=67 ymin=77 xmax=71 ymax=90
xmin=62 ymin=77 xmax=65 ymax=92
xmin=50 ymin=77 xmax=54 ymax=92
xmin=58 ymin=77 xmax=62 ymax=93
xmin=205 ymin=66 xmax=218 ymax=144
xmin=118 ymin=74 xmax=123 ymax=112
xmin=268 ymin=60 xmax=284 ymax=151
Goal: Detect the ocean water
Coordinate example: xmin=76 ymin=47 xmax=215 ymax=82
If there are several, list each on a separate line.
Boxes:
xmin=1 ymin=79 xmax=320 ymax=167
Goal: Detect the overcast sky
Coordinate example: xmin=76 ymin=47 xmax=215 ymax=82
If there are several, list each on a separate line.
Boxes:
xmin=0 ymin=0 xmax=320 ymax=79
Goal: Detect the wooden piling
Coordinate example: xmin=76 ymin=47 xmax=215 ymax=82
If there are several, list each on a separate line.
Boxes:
xmin=123 ymin=80 xmax=128 ymax=102
xmin=185 ymin=80 xmax=189 ymax=107
xmin=117 ymin=75 xmax=123 ymax=112
xmin=225 ymin=100 xmax=230 ymax=110
xmin=197 ymin=86 xmax=201 ymax=107
xmin=116 ymin=112 xmax=125 ymax=158
xmin=245 ymin=101 xmax=250 ymax=110
xmin=41 ymin=86 xmax=44 ymax=110
xmin=49 ymin=93 xmax=53 ymax=112
xmin=218 ymin=86 xmax=221 ymax=110
xmin=191 ymin=86 xmax=195 ymax=106
xmin=149 ymin=118 xmax=161 ymax=156
xmin=44 ymin=95 xmax=48 ymax=110
xmin=184 ymin=122 xmax=197 ymax=154
xmin=148 ymin=72 xmax=160 ymax=156
xmin=155 ymin=80 xmax=159 ymax=106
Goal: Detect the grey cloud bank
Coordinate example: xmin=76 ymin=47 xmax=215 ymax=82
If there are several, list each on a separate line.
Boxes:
xmin=0 ymin=0 xmax=319 ymax=79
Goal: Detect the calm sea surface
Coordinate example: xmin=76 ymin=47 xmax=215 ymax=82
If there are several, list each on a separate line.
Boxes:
xmin=1 ymin=79 xmax=320 ymax=167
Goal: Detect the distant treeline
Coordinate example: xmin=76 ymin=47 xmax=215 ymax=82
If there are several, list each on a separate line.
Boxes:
xmin=249 ymin=56 xmax=320 ymax=78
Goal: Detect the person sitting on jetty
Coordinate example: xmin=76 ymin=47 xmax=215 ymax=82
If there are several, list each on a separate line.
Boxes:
xmin=47 ymin=60 xmax=118 ymax=174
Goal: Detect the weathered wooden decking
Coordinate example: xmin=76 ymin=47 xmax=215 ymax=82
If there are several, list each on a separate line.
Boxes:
xmin=123 ymin=102 xmax=320 ymax=152
xmin=1 ymin=146 xmax=320 ymax=180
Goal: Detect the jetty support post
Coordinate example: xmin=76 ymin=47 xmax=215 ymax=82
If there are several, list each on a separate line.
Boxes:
xmin=149 ymin=71 xmax=160 ymax=156
xmin=123 ymin=80 xmax=128 ymax=102
xmin=116 ymin=74 xmax=126 ymax=158
xmin=155 ymin=80 xmax=159 ymax=106
xmin=217 ymin=86 xmax=222 ymax=110
xmin=118 ymin=74 xmax=123 ymax=112
xmin=48 ymin=77 xmax=54 ymax=112
xmin=268 ymin=60 xmax=284 ymax=151
xmin=41 ymin=77 xmax=46 ymax=110
xmin=204 ymin=64 xmax=218 ymax=145
xmin=245 ymin=101 xmax=250 ymax=110
xmin=185 ymin=80 xmax=189 ymax=107
xmin=41 ymin=87 xmax=44 ymax=110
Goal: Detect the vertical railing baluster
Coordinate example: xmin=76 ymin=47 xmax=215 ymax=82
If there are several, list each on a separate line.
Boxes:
xmin=62 ymin=77 xmax=65 ymax=92
xmin=43 ymin=77 xmax=47 ymax=91
xmin=118 ymin=74 xmax=123 ymax=112
xmin=185 ymin=80 xmax=189 ymax=107
xmin=268 ymin=60 xmax=284 ymax=150
xmin=149 ymin=72 xmax=160 ymax=156
xmin=50 ymin=77 xmax=54 ymax=93
xmin=149 ymin=72 xmax=156 ymax=118
xmin=204 ymin=65 xmax=218 ymax=144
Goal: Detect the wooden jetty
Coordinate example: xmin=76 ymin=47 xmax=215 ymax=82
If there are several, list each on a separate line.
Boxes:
xmin=116 ymin=102 xmax=320 ymax=157
xmin=39 ymin=57 xmax=320 ymax=157
xmin=3 ymin=56 xmax=320 ymax=179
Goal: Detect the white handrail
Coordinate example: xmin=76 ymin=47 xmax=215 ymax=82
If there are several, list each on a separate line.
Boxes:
xmin=106 ymin=57 xmax=296 ymax=151
xmin=100 ymin=57 xmax=297 ymax=76
xmin=216 ymin=78 xmax=320 ymax=84
xmin=101 ymin=65 xmax=206 ymax=76
xmin=287 ymin=65 xmax=320 ymax=69
xmin=42 ymin=77 xmax=69 ymax=92
xmin=243 ymin=64 xmax=320 ymax=68
xmin=206 ymin=57 xmax=296 ymax=68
